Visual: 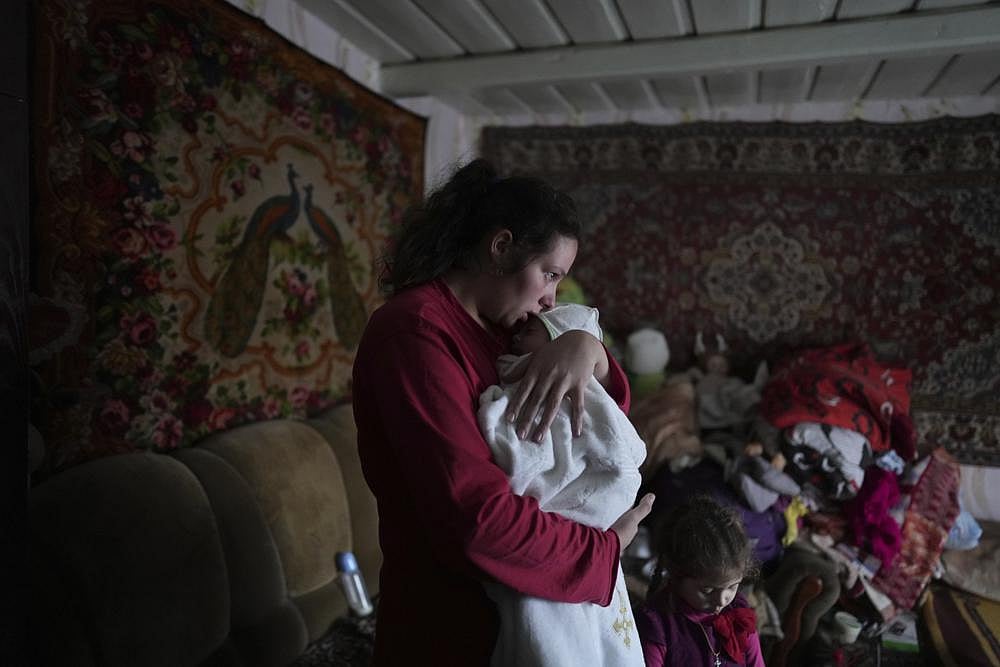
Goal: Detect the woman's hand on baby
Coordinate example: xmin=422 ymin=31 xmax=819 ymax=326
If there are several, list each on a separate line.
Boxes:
xmin=502 ymin=330 xmax=608 ymax=442
xmin=610 ymin=493 xmax=655 ymax=554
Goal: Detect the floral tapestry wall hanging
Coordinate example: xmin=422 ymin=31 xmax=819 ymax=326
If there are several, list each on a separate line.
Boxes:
xmin=32 ymin=0 xmax=425 ymax=472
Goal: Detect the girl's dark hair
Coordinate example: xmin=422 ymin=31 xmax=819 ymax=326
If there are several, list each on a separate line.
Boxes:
xmin=649 ymin=495 xmax=758 ymax=596
xmin=381 ymin=158 xmax=580 ymax=295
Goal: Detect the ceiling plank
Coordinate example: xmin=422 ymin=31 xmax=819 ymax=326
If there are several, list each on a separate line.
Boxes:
xmin=296 ymin=0 xmax=414 ymax=63
xmin=469 ymin=88 xmax=533 ymax=116
xmin=688 ymin=0 xmax=754 ymax=34
xmin=601 ymin=79 xmax=659 ymax=109
xmin=506 ymin=84 xmax=570 ymax=114
xmin=480 ymin=0 xmax=568 ymax=48
xmin=617 ymin=0 xmax=687 ymax=39
xmin=555 ymin=82 xmax=615 ymax=112
xmin=340 ymin=0 xmax=463 ymax=59
xmin=863 ymin=54 xmax=953 ymax=99
xmin=837 ymin=0 xmax=915 ymax=19
xmin=810 ymin=61 xmax=879 ymax=101
xmin=546 ymin=0 xmax=629 ymax=43
xmin=925 ymin=50 xmax=1000 ymax=95
xmin=650 ymin=76 xmax=701 ymax=109
xmin=381 ymin=5 xmax=1000 ymax=96
xmin=916 ymin=0 xmax=990 ymax=8
xmin=705 ymin=71 xmax=754 ymax=107
xmin=412 ymin=0 xmax=516 ymax=53
xmin=765 ymin=0 xmax=838 ymax=27
xmin=760 ymin=67 xmax=811 ymax=103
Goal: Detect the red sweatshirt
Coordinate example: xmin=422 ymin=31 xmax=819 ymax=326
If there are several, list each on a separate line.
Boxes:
xmin=352 ymin=279 xmax=630 ymax=665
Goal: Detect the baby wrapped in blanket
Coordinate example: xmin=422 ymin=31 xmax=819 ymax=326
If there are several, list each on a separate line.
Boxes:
xmin=478 ymin=303 xmax=647 ymax=667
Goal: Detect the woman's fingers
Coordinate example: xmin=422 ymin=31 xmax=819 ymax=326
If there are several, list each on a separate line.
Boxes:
xmin=531 ymin=386 xmax=566 ymax=442
xmin=513 ymin=374 xmax=552 ymax=439
xmin=569 ymin=386 xmax=585 ymax=437
xmin=504 ymin=373 xmax=534 ymax=426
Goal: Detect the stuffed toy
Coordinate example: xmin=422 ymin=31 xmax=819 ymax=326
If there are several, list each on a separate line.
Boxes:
xmin=629 ymin=377 xmax=702 ymax=482
xmin=688 ymin=332 xmax=768 ymax=431
xmin=624 ymin=327 xmax=670 ymax=402
xmin=622 ymin=327 xmax=702 ymax=481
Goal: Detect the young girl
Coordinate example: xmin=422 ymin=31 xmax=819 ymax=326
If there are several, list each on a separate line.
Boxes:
xmin=636 ymin=496 xmax=766 ymax=667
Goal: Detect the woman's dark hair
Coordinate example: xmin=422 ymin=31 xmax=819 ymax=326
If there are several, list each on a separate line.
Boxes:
xmin=648 ymin=495 xmax=758 ymax=597
xmin=381 ymin=158 xmax=580 ymax=295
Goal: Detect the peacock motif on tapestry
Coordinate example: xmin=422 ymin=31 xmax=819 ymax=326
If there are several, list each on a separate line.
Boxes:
xmin=303 ymin=183 xmax=367 ymax=350
xmin=204 ymin=163 xmax=302 ymax=357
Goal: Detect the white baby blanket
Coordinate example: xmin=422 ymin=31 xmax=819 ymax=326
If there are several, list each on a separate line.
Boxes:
xmin=478 ymin=353 xmax=647 ymax=667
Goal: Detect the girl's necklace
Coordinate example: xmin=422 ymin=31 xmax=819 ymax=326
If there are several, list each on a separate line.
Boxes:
xmin=696 ymin=621 xmax=723 ymax=667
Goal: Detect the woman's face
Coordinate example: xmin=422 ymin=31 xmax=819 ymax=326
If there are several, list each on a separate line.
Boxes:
xmin=486 ymin=234 xmax=578 ymax=330
xmin=675 ymin=569 xmax=743 ymax=614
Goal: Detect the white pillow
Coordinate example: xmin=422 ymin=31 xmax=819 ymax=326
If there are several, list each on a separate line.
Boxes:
xmin=959 ymin=465 xmax=1000 ymax=522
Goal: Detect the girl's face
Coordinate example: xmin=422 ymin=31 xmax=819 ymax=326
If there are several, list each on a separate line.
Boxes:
xmin=486 ymin=234 xmax=577 ymax=330
xmin=675 ymin=569 xmax=743 ymax=614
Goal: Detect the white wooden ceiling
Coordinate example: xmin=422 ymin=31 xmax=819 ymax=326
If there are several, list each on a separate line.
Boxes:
xmin=297 ymin=0 xmax=1000 ymax=118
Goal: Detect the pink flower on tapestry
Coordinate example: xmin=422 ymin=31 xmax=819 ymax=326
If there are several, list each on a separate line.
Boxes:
xmin=144 ymin=224 xmax=176 ymax=251
xmin=152 ymin=415 xmax=184 ymax=450
xmin=99 ymin=399 xmax=130 ymax=435
xmin=110 ymin=130 xmax=153 ymax=163
xmin=262 ymin=397 xmax=282 ymax=420
xmin=78 ymin=87 xmax=118 ymax=125
xmin=139 ymin=267 xmax=161 ymax=291
xmin=292 ymin=107 xmax=312 ymax=131
xmin=114 ymin=227 xmax=148 ymax=258
xmin=209 ymin=407 xmax=237 ymax=431
xmin=123 ymin=196 xmax=153 ymax=226
xmin=290 ymin=387 xmax=311 ymax=411
xmin=319 ymin=113 xmax=336 ymax=137
xmin=150 ymin=52 xmax=184 ymax=88
xmin=120 ymin=312 xmax=158 ymax=346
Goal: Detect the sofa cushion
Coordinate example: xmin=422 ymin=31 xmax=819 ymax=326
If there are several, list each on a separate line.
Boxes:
xmin=172 ymin=447 xmax=308 ymax=663
xmin=30 ymin=452 xmax=229 ymax=667
xmin=307 ymin=404 xmax=381 ymax=598
xmin=196 ymin=420 xmax=351 ymax=597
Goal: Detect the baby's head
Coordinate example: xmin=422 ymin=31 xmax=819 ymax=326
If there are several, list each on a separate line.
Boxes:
xmin=511 ymin=303 xmax=602 ymax=355
xmin=653 ymin=495 xmax=756 ymax=614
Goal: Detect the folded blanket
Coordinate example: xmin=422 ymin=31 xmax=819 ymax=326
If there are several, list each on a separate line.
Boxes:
xmin=760 ymin=343 xmax=914 ymax=458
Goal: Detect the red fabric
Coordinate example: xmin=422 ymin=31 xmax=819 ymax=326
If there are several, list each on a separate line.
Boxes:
xmin=713 ymin=607 xmax=759 ymax=663
xmin=871 ymin=448 xmax=961 ymax=610
xmin=760 ymin=343 xmax=914 ymax=455
xmin=642 ymin=640 xmax=667 ymax=667
xmin=353 ymin=279 xmax=628 ymax=666
xmin=843 ymin=467 xmax=902 ymax=570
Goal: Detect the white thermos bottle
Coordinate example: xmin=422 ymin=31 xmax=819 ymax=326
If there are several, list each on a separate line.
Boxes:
xmin=335 ymin=551 xmax=374 ymax=617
